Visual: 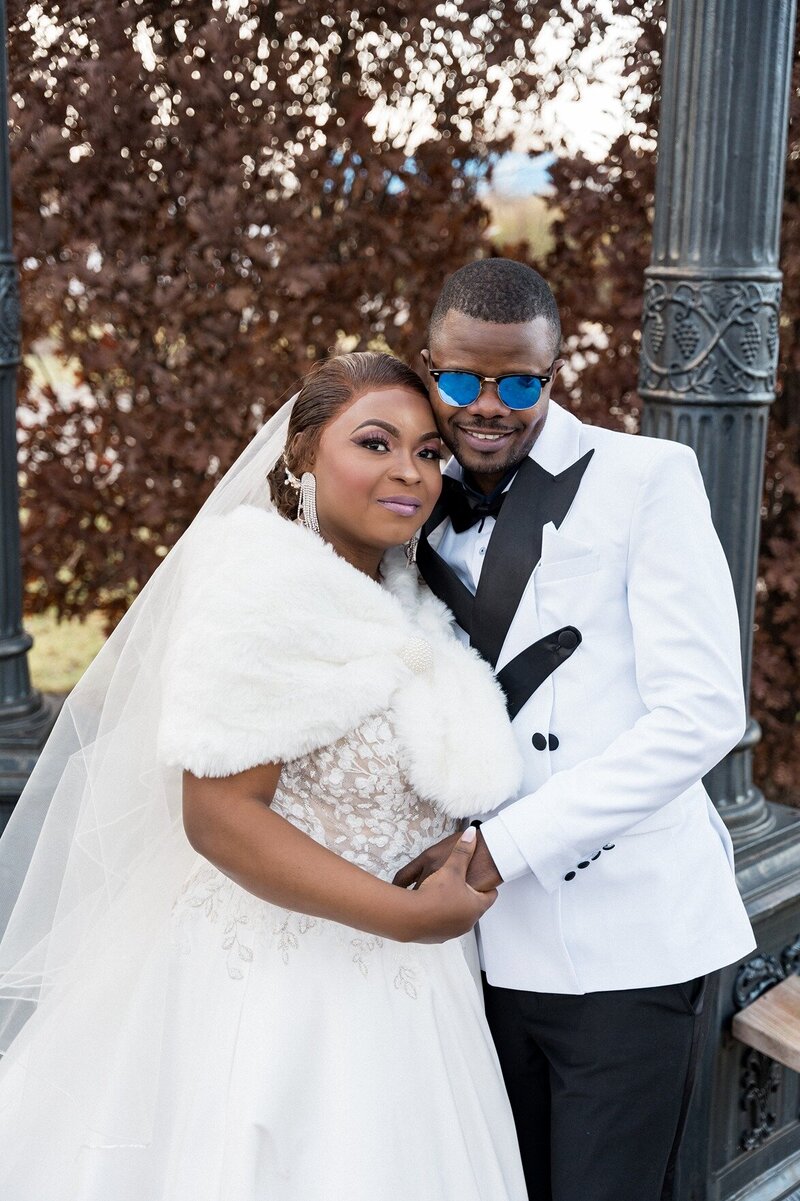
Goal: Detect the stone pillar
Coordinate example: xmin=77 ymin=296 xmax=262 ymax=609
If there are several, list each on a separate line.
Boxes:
xmin=0 ymin=0 xmax=58 ymax=824
xmin=638 ymin=0 xmax=797 ymax=844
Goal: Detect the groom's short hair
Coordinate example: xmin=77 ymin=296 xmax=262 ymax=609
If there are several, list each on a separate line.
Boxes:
xmin=428 ymin=259 xmax=561 ymax=354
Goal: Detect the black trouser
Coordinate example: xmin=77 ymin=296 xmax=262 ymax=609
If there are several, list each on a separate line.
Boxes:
xmin=482 ymin=974 xmax=710 ymax=1201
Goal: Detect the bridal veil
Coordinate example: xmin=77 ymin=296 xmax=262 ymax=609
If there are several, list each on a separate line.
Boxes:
xmin=0 ymin=397 xmax=296 ymax=1142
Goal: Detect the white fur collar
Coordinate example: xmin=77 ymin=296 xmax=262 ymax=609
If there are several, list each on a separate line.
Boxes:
xmin=158 ymin=506 xmax=522 ymax=818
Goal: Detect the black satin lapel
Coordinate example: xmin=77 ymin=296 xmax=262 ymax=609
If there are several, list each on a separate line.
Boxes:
xmin=470 ymin=457 xmax=551 ymax=666
xmin=496 ymin=626 xmax=582 ymax=720
xmin=416 ymin=531 xmax=475 ymax=636
xmin=423 ymin=491 xmax=451 ymax=538
xmin=470 ymin=449 xmax=595 ymax=667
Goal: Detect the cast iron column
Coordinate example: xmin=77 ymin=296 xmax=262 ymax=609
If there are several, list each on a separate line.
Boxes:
xmin=638 ymin=0 xmax=796 ymax=845
xmin=0 ymin=0 xmax=58 ymax=824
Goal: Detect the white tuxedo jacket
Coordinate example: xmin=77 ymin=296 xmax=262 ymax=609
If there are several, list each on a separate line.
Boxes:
xmin=424 ymin=400 xmax=756 ymax=994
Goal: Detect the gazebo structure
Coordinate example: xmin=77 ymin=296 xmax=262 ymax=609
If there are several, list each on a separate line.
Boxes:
xmin=0 ymin=1 xmax=799 ymax=1198
xmin=638 ymin=2 xmax=800 ymax=1198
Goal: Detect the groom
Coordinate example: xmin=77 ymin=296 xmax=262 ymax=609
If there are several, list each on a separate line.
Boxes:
xmin=394 ymin=259 xmax=756 ymax=1201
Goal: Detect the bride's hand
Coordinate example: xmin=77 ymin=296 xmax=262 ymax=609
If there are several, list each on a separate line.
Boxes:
xmin=393 ymin=826 xmax=503 ymax=894
xmin=396 ymin=827 xmax=498 ymax=944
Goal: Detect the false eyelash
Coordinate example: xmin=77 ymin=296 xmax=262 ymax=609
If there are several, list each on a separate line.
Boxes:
xmin=355 ymin=433 xmax=391 ymax=451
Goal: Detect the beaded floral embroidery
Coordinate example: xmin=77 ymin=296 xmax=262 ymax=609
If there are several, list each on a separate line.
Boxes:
xmin=173 ymin=715 xmax=454 ymax=992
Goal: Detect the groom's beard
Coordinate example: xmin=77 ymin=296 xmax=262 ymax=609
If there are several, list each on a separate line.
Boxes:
xmin=439 ymin=407 xmax=548 ymax=485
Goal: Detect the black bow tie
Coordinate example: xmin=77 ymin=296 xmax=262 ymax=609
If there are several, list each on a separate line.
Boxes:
xmin=441 ymin=477 xmax=509 ymax=534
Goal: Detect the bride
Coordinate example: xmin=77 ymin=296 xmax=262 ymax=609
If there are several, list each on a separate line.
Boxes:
xmin=0 ymin=351 xmax=528 ymax=1200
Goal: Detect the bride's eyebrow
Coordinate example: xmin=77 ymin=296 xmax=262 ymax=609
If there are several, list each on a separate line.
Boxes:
xmin=352 ymin=419 xmax=441 ymax=443
xmin=352 ymin=419 xmax=400 ymax=436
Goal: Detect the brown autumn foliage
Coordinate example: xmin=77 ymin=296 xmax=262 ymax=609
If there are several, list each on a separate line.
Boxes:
xmin=7 ymin=2 xmax=798 ymax=801
xmin=9 ymin=0 xmax=562 ymax=617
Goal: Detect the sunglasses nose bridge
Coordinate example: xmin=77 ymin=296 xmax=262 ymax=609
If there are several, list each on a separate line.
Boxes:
xmin=469 ymin=375 xmax=507 ymax=413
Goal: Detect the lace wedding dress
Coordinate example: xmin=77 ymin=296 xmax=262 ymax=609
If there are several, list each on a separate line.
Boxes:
xmin=0 ymin=713 xmax=527 ymax=1201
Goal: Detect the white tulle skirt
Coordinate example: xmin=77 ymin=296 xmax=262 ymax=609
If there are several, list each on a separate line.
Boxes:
xmin=0 ymin=859 xmax=527 ymax=1201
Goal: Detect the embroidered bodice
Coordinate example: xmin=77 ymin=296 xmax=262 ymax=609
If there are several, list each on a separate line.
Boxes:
xmin=172 ymin=714 xmax=458 ymax=979
xmin=271 ymin=712 xmax=456 ymax=880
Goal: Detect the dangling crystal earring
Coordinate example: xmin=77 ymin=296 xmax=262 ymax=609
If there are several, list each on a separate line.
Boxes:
xmin=405 ymin=530 xmax=420 ymax=568
xmin=298 ymin=471 xmax=320 ymax=534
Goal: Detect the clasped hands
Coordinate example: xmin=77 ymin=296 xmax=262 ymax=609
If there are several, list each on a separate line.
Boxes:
xmin=393 ymin=826 xmax=502 ymax=894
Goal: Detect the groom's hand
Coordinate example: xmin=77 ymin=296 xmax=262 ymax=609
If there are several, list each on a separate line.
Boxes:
xmin=393 ymin=828 xmax=502 ymax=893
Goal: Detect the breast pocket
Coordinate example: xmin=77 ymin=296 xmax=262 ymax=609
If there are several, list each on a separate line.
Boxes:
xmin=535 ymin=552 xmax=601 ymax=586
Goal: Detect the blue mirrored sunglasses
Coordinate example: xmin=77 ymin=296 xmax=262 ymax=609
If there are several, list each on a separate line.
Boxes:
xmin=429 ymin=367 xmax=553 ymax=411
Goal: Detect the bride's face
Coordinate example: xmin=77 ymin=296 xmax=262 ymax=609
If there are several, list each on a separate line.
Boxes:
xmin=306 ymin=387 xmax=444 ymax=554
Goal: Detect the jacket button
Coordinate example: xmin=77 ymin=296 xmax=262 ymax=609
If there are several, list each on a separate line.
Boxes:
xmin=564 ymin=871 xmax=576 ymax=881
xmin=532 ymin=732 xmax=548 ymax=751
xmin=578 ymin=860 xmax=590 ymax=869
xmin=591 ymin=851 xmax=601 ymax=860
xmin=558 ymin=628 xmax=579 ymax=651
xmin=603 ymin=844 xmax=615 ymax=851
xmin=548 ymin=733 xmax=559 ymax=751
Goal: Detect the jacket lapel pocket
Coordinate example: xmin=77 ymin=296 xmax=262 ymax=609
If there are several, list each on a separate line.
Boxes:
xmin=536 ymin=524 xmax=600 ymax=585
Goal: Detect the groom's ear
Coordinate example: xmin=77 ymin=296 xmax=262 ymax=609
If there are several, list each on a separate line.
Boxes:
xmin=419 ymin=348 xmax=431 ymax=376
xmin=550 ymin=357 xmax=565 ymax=383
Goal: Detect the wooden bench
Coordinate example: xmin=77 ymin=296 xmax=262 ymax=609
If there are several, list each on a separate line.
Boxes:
xmin=732 ymin=974 xmax=800 ymax=1072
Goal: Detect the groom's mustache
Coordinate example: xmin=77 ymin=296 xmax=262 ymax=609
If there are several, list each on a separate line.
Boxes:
xmin=454 ymin=419 xmax=520 ymax=432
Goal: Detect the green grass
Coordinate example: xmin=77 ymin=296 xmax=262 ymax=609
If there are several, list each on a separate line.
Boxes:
xmin=26 ymin=610 xmax=107 ymax=694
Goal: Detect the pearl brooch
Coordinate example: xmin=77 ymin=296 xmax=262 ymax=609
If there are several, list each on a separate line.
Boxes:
xmin=400 ymin=637 xmax=433 ymax=675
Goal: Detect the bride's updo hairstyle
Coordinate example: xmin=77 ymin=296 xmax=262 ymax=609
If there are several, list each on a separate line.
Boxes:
xmin=267 ymin=351 xmax=430 ymax=520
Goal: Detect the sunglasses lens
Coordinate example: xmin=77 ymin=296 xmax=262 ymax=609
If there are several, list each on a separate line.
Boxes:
xmin=436 ymin=372 xmax=482 ymax=407
xmin=497 ymin=375 xmax=544 ymax=410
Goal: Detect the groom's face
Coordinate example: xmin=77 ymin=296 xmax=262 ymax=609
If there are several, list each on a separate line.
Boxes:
xmin=422 ymin=311 xmax=562 ymax=491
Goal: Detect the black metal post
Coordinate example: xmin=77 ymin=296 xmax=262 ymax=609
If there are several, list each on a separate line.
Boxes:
xmin=0 ymin=0 xmax=59 ymax=828
xmin=639 ymin=0 xmax=795 ymax=845
xmin=640 ymin=3 xmax=800 ymax=1199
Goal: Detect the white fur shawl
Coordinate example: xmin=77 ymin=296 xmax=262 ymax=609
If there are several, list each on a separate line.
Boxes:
xmin=158 ymin=505 xmax=522 ymax=819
